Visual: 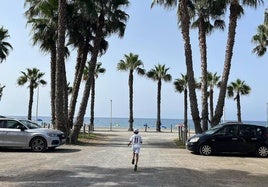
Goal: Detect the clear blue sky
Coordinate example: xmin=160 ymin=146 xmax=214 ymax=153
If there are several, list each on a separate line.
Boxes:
xmin=0 ymin=1 xmax=268 ymax=122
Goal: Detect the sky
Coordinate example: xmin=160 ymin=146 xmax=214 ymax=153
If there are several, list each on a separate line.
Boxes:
xmin=0 ymin=1 xmax=268 ymax=122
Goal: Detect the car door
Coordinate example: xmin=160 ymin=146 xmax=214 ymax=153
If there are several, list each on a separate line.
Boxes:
xmin=0 ymin=120 xmax=8 ymax=145
xmin=4 ymin=120 xmax=28 ymax=146
xmin=212 ymin=124 xmax=240 ymax=152
xmin=238 ymin=125 xmax=258 ymax=153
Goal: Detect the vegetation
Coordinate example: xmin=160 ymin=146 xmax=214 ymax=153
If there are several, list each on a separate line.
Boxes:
xmin=117 ymin=53 xmax=145 ymax=131
xmin=83 ymin=62 xmax=106 ymax=131
xmin=147 ymin=64 xmax=172 ymax=132
xmin=0 ymin=0 xmax=266 ymax=145
xmin=17 ymin=68 xmax=47 ymax=120
xmin=174 ymin=74 xmax=188 ymax=141
xmin=0 ymin=26 xmax=13 ymax=63
xmin=227 ymin=79 xmax=251 ymax=122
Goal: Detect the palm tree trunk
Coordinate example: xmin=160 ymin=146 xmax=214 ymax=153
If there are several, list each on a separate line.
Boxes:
xmin=68 ymin=41 xmax=89 ymax=130
xmin=156 ymin=80 xmax=161 ymax=132
xmin=128 ymin=70 xmax=134 ymax=131
xmin=209 ymin=89 xmax=214 ymax=124
xmin=90 ymin=77 xmax=95 ymax=130
xmin=179 ymin=0 xmax=202 ymax=133
xmin=28 ymin=86 xmax=34 ymax=120
xmin=55 ymin=0 xmax=67 ymax=134
xmin=183 ymin=88 xmax=188 ymax=141
xmin=212 ymin=2 xmax=239 ymax=127
xmin=70 ymin=12 xmax=104 ymax=144
xmin=199 ymin=17 xmax=209 ymax=132
xmin=236 ymin=94 xmax=242 ymax=122
xmin=50 ymin=45 xmax=56 ymax=126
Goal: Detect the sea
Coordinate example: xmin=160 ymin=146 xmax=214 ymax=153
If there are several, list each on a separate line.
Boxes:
xmin=9 ymin=116 xmax=268 ymax=131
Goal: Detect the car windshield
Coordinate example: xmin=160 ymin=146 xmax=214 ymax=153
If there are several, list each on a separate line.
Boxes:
xmin=203 ymin=124 xmax=223 ymax=135
xmin=19 ymin=120 xmax=42 ymax=129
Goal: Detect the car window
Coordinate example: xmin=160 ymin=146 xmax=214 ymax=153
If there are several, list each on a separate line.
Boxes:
xmin=19 ymin=120 xmax=41 ymax=129
xmin=239 ymin=125 xmax=256 ymax=137
xmin=215 ymin=125 xmax=238 ymax=136
xmin=6 ymin=120 xmax=21 ymax=129
xmin=0 ymin=120 xmax=7 ymax=128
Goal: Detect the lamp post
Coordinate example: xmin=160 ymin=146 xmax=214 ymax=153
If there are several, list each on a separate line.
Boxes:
xmin=110 ymin=99 xmax=112 ymax=131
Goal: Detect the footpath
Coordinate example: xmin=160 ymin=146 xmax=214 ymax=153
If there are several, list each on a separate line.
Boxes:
xmin=0 ymin=128 xmax=268 ymax=187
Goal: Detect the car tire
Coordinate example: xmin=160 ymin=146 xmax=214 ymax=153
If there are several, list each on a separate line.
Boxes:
xmin=199 ymin=144 xmax=213 ymax=156
xmin=256 ymin=145 xmax=268 ymax=158
xmin=30 ymin=137 xmax=47 ymax=152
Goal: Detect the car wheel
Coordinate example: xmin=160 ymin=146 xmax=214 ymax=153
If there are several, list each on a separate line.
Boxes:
xmin=256 ymin=145 xmax=268 ymax=158
xmin=199 ymin=144 xmax=213 ymax=156
xmin=30 ymin=137 xmax=47 ymax=152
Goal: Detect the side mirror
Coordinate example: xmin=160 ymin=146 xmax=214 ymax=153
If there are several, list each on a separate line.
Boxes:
xmin=17 ymin=125 xmax=26 ymax=131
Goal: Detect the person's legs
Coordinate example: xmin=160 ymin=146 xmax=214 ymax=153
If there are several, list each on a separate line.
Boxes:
xmin=135 ymin=153 xmax=139 ymax=165
xmin=132 ymin=152 xmax=135 ymax=164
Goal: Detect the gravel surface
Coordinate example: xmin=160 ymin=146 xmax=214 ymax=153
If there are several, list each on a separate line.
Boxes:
xmin=0 ymin=129 xmax=268 ymax=187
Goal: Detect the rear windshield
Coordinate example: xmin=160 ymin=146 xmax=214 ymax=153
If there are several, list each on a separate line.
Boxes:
xmin=19 ymin=120 xmax=42 ymax=129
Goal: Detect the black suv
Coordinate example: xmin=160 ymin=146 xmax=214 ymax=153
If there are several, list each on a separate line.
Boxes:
xmin=186 ymin=122 xmax=268 ymax=157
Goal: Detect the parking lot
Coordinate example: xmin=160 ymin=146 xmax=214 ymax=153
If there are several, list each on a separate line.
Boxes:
xmin=0 ymin=129 xmax=268 ymax=187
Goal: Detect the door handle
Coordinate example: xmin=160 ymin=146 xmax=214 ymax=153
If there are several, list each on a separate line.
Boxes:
xmin=232 ymin=138 xmax=238 ymax=140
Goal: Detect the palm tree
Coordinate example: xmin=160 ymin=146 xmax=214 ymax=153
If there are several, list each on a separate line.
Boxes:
xmin=151 ymin=0 xmax=202 ymax=133
xmin=17 ymin=68 xmax=47 ymax=120
xmin=0 ymin=84 xmax=5 ymax=101
xmin=55 ymin=0 xmax=68 ymax=134
xmin=0 ymin=26 xmax=13 ymax=63
xmin=207 ymin=72 xmax=221 ymax=123
xmin=24 ymin=0 xmax=58 ymax=127
xmin=147 ymin=64 xmax=172 ymax=132
xmin=83 ymin=62 xmax=106 ymax=131
xmin=252 ymin=9 xmax=268 ymax=56
xmin=190 ymin=0 xmax=226 ymax=131
xmin=212 ymin=0 xmax=264 ymax=126
xmin=117 ymin=53 xmax=145 ymax=131
xmin=70 ymin=0 xmax=129 ymax=143
xmin=227 ymin=79 xmax=251 ymax=122
xmin=174 ymin=74 xmax=188 ymax=140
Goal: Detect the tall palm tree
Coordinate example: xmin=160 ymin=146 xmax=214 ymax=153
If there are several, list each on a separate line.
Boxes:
xmin=17 ymin=68 xmax=47 ymax=120
xmin=70 ymin=0 xmax=129 ymax=143
xmin=212 ymin=0 xmax=264 ymax=126
xmin=227 ymin=79 xmax=251 ymax=122
xmin=190 ymin=0 xmax=226 ymax=131
xmin=151 ymin=0 xmax=202 ymax=133
xmin=147 ymin=64 xmax=172 ymax=132
xmin=0 ymin=26 xmax=13 ymax=63
xmin=0 ymin=84 xmax=5 ymax=101
xmin=24 ymin=0 xmax=58 ymax=127
xmin=83 ymin=62 xmax=106 ymax=131
xmin=174 ymin=74 xmax=188 ymax=140
xmin=117 ymin=53 xmax=145 ymax=131
xmin=55 ymin=0 xmax=68 ymax=134
xmin=207 ymin=72 xmax=221 ymax=123
xmin=252 ymin=9 xmax=268 ymax=56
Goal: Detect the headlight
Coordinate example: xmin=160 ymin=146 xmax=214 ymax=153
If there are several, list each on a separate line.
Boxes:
xmin=47 ymin=133 xmax=58 ymax=137
xmin=189 ymin=137 xmax=199 ymax=143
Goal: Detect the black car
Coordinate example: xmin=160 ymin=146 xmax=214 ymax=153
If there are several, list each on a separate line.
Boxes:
xmin=186 ymin=122 xmax=268 ymax=157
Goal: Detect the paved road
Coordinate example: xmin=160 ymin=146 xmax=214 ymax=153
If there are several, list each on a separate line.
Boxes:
xmin=0 ymin=129 xmax=268 ymax=187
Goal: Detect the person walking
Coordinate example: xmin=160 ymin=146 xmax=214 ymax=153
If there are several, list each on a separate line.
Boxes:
xmin=128 ymin=129 xmax=143 ymax=171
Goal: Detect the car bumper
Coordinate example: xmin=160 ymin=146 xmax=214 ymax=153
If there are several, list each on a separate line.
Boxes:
xmin=186 ymin=142 xmax=199 ymax=152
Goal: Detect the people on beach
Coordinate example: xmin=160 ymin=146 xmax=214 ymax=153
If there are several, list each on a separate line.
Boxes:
xmin=128 ymin=128 xmax=143 ymax=171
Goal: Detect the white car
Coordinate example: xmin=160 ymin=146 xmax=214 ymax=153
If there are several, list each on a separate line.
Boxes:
xmin=0 ymin=118 xmax=66 ymax=152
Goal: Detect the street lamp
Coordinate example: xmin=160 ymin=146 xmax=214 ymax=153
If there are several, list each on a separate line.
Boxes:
xmin=110 ymin=99 xmax=112 ymax=131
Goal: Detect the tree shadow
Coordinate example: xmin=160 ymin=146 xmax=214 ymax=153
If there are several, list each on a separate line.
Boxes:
xmin=1 ymin=165 xmax=268 ymax=187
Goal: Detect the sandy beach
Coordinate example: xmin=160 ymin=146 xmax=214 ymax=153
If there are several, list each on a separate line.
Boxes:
xmin=0 ymin=128 xmax=268 ymax=187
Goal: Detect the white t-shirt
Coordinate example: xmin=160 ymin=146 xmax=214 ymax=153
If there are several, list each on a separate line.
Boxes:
xmin=129 ymin=134 xmax=143 ymax=148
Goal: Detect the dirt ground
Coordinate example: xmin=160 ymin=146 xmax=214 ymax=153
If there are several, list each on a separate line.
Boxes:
xmin=0 ymin=129 xmax=268 ymax=187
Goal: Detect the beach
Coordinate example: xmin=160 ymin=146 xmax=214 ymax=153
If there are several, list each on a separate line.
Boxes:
xmin=0 ymin=128 xmax=268 ymax=187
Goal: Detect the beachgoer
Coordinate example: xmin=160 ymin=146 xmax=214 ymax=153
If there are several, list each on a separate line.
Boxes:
xmin=128 ymin=128 xmax=143 ymax=171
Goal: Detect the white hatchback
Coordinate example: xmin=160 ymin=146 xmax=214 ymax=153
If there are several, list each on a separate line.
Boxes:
xmin=0 ymin=118 xmax=66 ymax=152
